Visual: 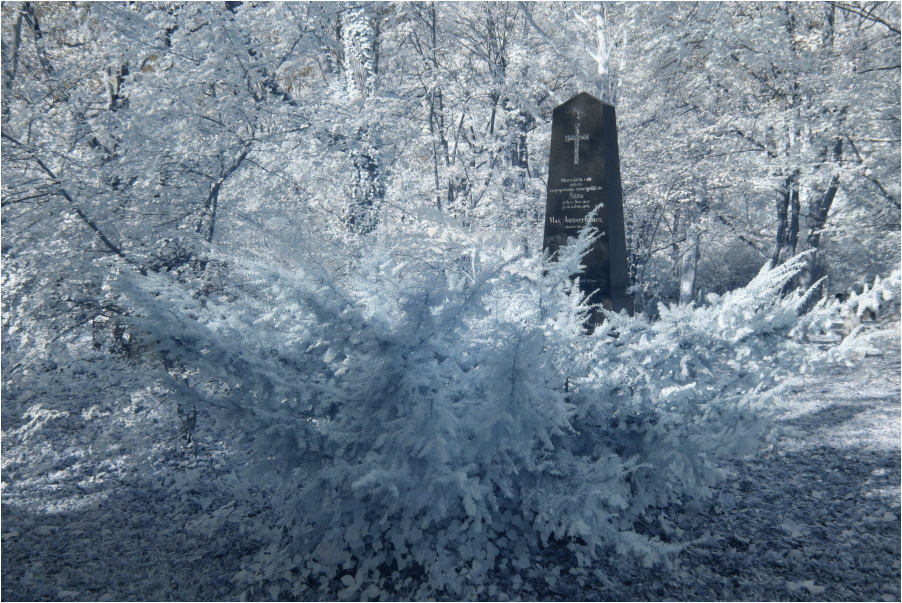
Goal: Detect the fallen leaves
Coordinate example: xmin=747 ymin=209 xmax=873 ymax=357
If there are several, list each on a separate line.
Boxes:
xmin=786 ymin=579 xmax=826 ymax=595
xmin=779 ymin=518 xmax=810 ymax=539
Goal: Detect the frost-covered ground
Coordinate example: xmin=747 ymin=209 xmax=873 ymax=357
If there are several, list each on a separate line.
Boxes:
xmin=2 ymin=327 xmax=900 ymax=602
xmin=587 ymin=330 xmax=901 ymax=603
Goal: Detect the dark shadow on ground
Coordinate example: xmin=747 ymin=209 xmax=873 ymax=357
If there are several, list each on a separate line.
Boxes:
xmin=583 ymin=444 xmax=901 ymax=602
xmin=1 ymin=469 xmax=256 ymax=602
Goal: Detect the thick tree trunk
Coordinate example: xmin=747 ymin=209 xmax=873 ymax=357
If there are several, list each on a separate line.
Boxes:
xmin=769 ymin=185 xmax=787 ymax=269
xmin=807 ymin=138 xmax=842 ymax=253
xmin=769 ymin=172 xmax=797 ymax=270
xmin=800 ymin=137 xmax=842 ymax=287
xmin=338 ymin=7 xmax=384 ymax=234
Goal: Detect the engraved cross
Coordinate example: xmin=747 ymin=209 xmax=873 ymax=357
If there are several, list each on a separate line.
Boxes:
xmin=564 ymin=121 xmax=589 ymax=165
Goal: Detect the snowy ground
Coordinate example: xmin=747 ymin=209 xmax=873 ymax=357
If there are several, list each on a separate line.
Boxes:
xmin=2 ymin=327 xmax=900 ymax=602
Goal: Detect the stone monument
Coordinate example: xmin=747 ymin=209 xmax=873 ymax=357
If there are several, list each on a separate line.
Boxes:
xmin=542 ymin=92 xmax=633 ymax=330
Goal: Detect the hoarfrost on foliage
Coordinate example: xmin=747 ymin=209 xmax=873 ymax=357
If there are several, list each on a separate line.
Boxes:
xmin=3 ymin=217 xmax=899 ymax=600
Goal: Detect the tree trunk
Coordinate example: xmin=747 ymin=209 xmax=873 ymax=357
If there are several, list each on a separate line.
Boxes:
xmin=504 ymin=99 xmax=530 ymax=190
xmin=195 ymin=148 xmax=249 ymax=243
xmin=801 ymin=137 xmax=842 ymax=287
xmin=338 ymin=6 xmax=384 ymax=234
xmin=626 ymin=214 xmax=652 ymax=314
xmin=786 ymin=185 xmax=800 ymax=258
xmin=670 ymin=207 xmax=682 ymax=275
xmin=107 ymin=64 xmax=129 ymax=111
xmin=22 ymin=2 xmax=53 ymax=76
xmin=769 ymin=172 xmax=797 ymax=269
xmin=679 ymin=228 xmax=698 ymax=306
xmin=423 ymin=6 xmax=452 ymax=208
xmin=346 ymin=129 xmax=384 ymax=235
xmin=2 ymin=9 xmax=23 ymax=110
xmin=680 ymin=180 xmax=706 ymax=305
xmin=430 ymin=87 xmax=442 ymax=208
xmin=822 ymin=2 xmax=835 ymax=49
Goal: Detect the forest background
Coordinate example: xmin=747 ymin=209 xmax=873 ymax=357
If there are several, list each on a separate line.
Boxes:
xmin=3 ymin=1 xmax=898 ymax=307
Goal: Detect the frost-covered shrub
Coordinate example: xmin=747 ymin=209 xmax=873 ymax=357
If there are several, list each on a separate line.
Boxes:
xmin=111 ymin=213 xmax=893 ymax=601
xmin=797 ymin=268 xmax=901 ymax=360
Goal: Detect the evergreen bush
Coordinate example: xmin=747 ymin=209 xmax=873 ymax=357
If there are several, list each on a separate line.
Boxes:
xmin=110 ymin=214 xmax=899 ymax=601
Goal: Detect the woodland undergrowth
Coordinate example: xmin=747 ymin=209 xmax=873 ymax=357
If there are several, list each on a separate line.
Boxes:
xmin=8 ymin=212 xmax=900 ymax=601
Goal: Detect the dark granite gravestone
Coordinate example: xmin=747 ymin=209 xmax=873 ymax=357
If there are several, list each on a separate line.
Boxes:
xmin=542 ymin=92 xmax=633 ymax=330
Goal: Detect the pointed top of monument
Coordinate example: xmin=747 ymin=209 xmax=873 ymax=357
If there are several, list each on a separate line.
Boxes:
xmin=574 ymin=91 xmax=600 ymax=103
xmin=559 ymin=92 xmax=614 ymax=109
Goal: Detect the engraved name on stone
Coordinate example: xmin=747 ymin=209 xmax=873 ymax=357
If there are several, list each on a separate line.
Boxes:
xmin=547 ymin=214 xmax=605 ymax=231
xmin=549 ymin=176 xmax=601 ymax=211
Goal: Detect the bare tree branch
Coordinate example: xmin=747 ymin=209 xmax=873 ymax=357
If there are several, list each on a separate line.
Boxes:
xmin=831 ymin=1 xmax=900 ymax=35
xmin=2 ymin=132 xmax=144 ymax=271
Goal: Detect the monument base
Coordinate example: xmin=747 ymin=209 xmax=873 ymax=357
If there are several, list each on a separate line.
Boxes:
xmin=586 ymin=294 xmax=634 ymax=333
